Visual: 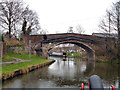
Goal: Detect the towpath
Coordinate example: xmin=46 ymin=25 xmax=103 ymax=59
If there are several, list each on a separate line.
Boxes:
xmin=0 ymin=57 xmax=31 ymax=64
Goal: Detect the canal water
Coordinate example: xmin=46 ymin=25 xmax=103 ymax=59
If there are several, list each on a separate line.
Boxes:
xmin=2 ymin=56 xmax=120 ymax=88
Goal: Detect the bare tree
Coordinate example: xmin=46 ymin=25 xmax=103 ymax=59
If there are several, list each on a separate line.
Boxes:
xmin=67 ymin=26 xmax=74 ymax=33
xmin=38 ymin=29 xmax=48 ymax=34
xmin=98 ymin=11 xmax=113 ymax=54
xmin=112 ymin=1 xmax=120 ymax=59
xmin=0 ymin=0 xmax=41 ymax=39
xmin=98 ymin=0 xmax=120 ymax=60
xmin=22 ymin=7 xmax=41 ymax=35
xmin=76 ymin=24 xmax=85 ymax=34
xmin=98 ymin=9 xmax=117 ymax=37
xmin=21 ymin=18 xmax=27 ymax=35
xmin=107 ymin=1 xmax=120 ymax=59
xmin=0 ymin=0 xmax=24 ymax=38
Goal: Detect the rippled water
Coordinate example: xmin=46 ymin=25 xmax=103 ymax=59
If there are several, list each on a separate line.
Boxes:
xmin=2 ymin=57 xmax=120 ymax=88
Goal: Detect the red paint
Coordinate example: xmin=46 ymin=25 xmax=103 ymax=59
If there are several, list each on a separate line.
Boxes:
xmin=88 ymin=82 xmax=90 ymax=90
xmin=111 ymin=85 xmax=115 ymax=90
xmin=34 ymin=53 xmax=36 ymax=55
xmin=81 ymin=83 xmax=84 ymax=90
xmin=33 ymin=51 xmax=36 ymax=55
xmin=63 ymin=55 xmax=66 ymax=58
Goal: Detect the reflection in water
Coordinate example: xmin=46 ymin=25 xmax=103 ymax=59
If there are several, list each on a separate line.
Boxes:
xmin=2 ymin=57 xmax=119 ymax=88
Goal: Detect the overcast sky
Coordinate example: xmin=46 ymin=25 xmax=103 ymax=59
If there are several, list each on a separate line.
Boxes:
xmin=24 ymin=0 xmax=117 ymax=35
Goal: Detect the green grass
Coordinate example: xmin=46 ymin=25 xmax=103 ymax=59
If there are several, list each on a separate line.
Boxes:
xmin=7 ymin=52 xmax=48 ymax=60
xmin=2 ymin=56 xmax=16 ymax=62
xmin=2 ymin=52 xmax=49 ymax=62
xmin=67 ymin=53 xmax=80 ymax=56
xmin=2 ymin=53 xmax=52 ymax=75
xmin=7 ymin=52 xmax=33 ymax=60
xmin=67 ymin=52 xmax=87 ymax=57
xmin=96 ymin=55 xmax=119 ymax=64
xmin=2 ymin=59 xmax=51 ymax=74
xmin=96 ymin=59 xmax=119 ymax=64
xmin=2 ymin=52 xmax=38 ymax=62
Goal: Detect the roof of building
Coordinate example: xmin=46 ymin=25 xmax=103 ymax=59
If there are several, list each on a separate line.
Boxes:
xmin=92 ymin=33 xmax=118 ymax=38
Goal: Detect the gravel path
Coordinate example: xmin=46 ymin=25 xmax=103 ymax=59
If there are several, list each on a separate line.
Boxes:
xmin=0 ymin=57 xmax=31 ymax=65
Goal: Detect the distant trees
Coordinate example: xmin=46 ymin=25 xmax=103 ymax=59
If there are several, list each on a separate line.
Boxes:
xmin=67 ymin=25 xmax=85 ymax=34
xmin=98 ymin=2 xmax=120 ymax=36
xmin=98 ymin=11 xmax=112 ymax=34
xmin=98 ymin=0 xmax=120 ymax=60
xmin=76 ymin=24 xmax=85 ymax=34
xmin=39 ymin=29 xmax=48 ymax=34
xmin=0 ymin=0 xmax=24 ymax=38
xmin=0 ymin=0 xmax=41 ymax=39
xmin=67 ymin=27 xmax=74 ymax=33
xmin=113 ymin=1 xmax=120 ymax=59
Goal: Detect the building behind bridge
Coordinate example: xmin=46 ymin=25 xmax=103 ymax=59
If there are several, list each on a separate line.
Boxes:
xmin=92 ymin=33 xmax=118 ymax=39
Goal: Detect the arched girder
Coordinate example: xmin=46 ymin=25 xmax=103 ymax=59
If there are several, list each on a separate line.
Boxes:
xmin=43 ymin=35 xmax=100 ymax=44
xmin=32 ymin=35 xmax=101 ymax=50
xmin=48 ymin=40 xmax=95 ymax=59
xmin=46 ymin=38 xmax=94 ymax=44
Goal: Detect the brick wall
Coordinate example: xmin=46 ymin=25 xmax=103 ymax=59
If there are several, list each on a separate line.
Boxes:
xmin=0 ymin=42 xmax=6 ymax=58
xmin=3 ymin=43 xmax=6 ymax=57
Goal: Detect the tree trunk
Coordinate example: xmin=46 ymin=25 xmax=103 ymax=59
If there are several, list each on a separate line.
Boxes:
xmin=117 ymin=30 xmax=120 ymax=63
xmin=8 ymin=21 xmax=11 ymax=38
xmin=22 ymin=19 xmax=27 ymax=35
xmin=117 ymin=5 xmax=120 ymax=62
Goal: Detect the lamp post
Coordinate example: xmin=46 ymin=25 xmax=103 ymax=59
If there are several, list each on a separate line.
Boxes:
xmin=29 ymin=40 xmax=31 ymax=60
xmin=80 ymin=50 xmax=82 ymax=57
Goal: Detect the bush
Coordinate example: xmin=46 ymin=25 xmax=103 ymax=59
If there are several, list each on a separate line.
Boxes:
xmin=14 ymin=47 xmax=26 ymax=54
xmin=0 ymin=34 xmax=4 ymax=42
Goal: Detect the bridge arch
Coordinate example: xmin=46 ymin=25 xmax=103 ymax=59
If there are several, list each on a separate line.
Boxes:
xmin=48 ymin=40 xmax=95 ymax=59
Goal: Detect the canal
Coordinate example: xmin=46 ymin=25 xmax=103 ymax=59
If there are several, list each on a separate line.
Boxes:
xmin=2 ymin=56 xmax=120 ymax=88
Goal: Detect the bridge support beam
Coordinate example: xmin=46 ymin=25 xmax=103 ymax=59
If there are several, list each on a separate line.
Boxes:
xmin=41 ymin=48 xmax=48 ymax=59
xmin=88 ymin=53 xmax=95 ymax=60
xmin=87 ymin=50 xmax=95 ymax=60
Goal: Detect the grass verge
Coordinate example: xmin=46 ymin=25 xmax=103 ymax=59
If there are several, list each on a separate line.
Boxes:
xmin=67 ymin=53 xmax=80 ymax=56
xmin=67 ymin=52 xmax=87 ymax=58
xmin=2 ymin=59 xmax=51 ymax=75
xmin=96 ymin=55 xmax=119 ymax=64
xmin=2 ymin=53 xmax=52 ymax=75
xmin=2 ymin=56 xmax=16 ymax=62
xmin=7 ymin=52 xmax=40 ymax=60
